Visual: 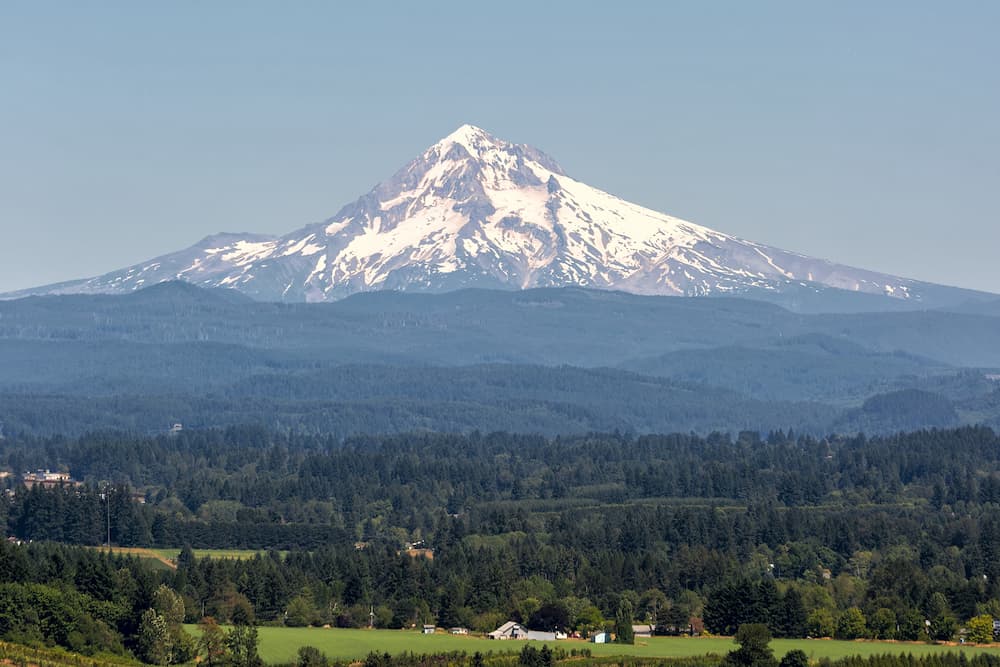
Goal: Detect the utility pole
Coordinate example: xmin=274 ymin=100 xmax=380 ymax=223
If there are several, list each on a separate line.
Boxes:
xmin=103 ymin=484 xmax=112 ymax=549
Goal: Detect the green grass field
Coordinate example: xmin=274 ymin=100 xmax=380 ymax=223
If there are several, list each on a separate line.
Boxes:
xmin=151 ymin=548 xmax=281 ymax=561
xmin=187 ymin=627 xmax=1000 ymax=665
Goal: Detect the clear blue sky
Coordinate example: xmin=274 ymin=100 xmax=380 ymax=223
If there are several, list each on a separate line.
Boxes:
xmin=1 ymin=1 xmax=997 ymax=293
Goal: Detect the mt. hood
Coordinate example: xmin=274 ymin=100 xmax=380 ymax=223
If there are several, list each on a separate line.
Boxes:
xmin=7 ymin=125 xmax=977 ymax=305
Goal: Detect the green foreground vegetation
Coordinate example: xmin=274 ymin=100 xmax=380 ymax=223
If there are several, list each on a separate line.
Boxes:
xmin=199 ymin=627 xmax=1000 ymax=665
xmin=0 ymin=639 xmax=139 ymax=667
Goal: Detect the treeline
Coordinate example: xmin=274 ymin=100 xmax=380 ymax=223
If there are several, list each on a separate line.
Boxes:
xmin=702 ymin=577 xmax=1000 ymax=642
xmin=349 ymin=648 xmax=716 ymax=667
xmin=289 ymin=645 xmax=1000 ymax=667
xmin=5 ymin=484 xmax=348 ymax=549
xmin=7 ymin=426 xmax=1000 ymax=519
xmin=826 ymin=655 xmax=1000 ymax=667
xmin=5 ymin=427 xmax=1000 ymax=548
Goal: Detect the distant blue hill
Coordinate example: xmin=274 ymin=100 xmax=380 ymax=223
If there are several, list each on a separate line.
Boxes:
xmin=0 ymin=282 xmax=998 ymax=437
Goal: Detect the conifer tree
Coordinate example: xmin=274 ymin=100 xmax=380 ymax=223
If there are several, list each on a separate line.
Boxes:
xmin=615 ymin=598 xmax=635 ymax=644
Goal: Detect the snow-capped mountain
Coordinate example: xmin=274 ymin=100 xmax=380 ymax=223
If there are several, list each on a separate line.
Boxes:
xmin=2 ymin=125 xmax=975 ymax=304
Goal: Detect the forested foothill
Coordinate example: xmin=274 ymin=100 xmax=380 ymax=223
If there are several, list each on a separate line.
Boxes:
xmin=4 ymin=426 xmax=1000 ymax=662
xmin=3 ymin=284 xmax=1000 ymax=438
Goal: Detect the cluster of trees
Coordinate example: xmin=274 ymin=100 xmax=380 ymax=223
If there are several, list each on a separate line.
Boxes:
xmin=715 ymin=624 xmax=1000 ymax=667
xmin=827 ymin=654 xmax=1000 ymax=667
xmin=720 ymin=625 xmax=806 ymax=667
xmin=0 ymin=540 xmax=165 ymax=657
xmin=703 ymin=577 xmax=1000 ymax=643
xmin=0 ymin=540 xmax=267 ymax=665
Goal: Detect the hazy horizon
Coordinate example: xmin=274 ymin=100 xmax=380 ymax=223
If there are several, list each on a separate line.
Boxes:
xmin=1 ymin=2 xmax=997 ymax=294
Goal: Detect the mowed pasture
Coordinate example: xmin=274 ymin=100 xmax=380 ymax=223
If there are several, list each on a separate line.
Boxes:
xmin=151 ymin=547 xmax=281 ymax=561
xmin=88 ymin=546 xmax=278 ymax=569
xmin=88 ymin=546 xmax=176 ymax=570
xmin=215 ymin=627 xmax=1000 ymax=664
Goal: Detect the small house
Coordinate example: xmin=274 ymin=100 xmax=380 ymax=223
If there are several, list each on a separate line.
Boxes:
xmin=489 ymin=622 xmax=528 ymax=640
xmin=22 ymin=470 xmax=81 ymax=490
xmin=422 ymin=625 xmax=436 ymax=635
xmin=632 ymin=624 xmax=653 ymax=638
xmin=591 ymin=632 xmax=611 ymax=644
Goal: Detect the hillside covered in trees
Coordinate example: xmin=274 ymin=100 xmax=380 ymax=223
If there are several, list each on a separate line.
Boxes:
xmin=3 ymin=284 xmax=1000 ymax=438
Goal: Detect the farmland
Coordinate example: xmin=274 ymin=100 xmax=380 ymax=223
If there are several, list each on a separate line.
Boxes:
xmin=150 ymin=547 xmax=280 ymax=561
xmin=88 ymin=546 xmax=278 ymax=570
xmin=206 ymin=627 xmax=1000 ymax=664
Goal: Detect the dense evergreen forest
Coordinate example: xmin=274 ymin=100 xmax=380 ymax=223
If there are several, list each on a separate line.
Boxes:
xmin=5 ymin=426 xmax=1000 ymax=662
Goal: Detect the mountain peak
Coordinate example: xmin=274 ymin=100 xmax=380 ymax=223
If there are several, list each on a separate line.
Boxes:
xmin=429 ymin=123 xmax=506 ymax=165
xmin=440 ymin=123 xmax=494 ymax=149
xmin=6 ymin=126 xmax=975 ymax=306
xmin=427 ymin=124 xmax=565 ymax=177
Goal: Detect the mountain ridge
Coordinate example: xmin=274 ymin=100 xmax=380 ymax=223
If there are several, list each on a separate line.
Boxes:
xmin=5 ymin=124 xmax=994 ymax=307
xmin=2 ymin=283 xmax=1000 ymax=436
xmin=6 ymin=281 xmax=1000 ymax=367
